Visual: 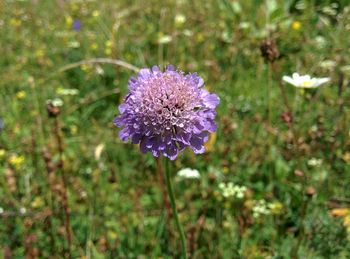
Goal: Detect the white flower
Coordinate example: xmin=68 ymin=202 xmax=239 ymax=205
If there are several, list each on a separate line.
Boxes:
xmin=282 ymin=73 xmax=330 ymax=88
xmin=252 ymin=200 xmax=270 ymax=218
xmin=157 ymin=35 xmax=172 ymax=44
xmin=307 ymin=158 xmax=322 ymax=167
xmin=46 ymin=98 xmax=63 ymax=107
xmin=177 ymin=168 xmax=200 ymax=179
xmin=57 ymin=88 xmax=79 ymax=96
xmin=174 ymin=14 xmax=186 ymax=26
xmin=218 ymin=182 xmax=247 ymax=199
xmin=0 ymin=207 xmax=4 ymax=214
xmin=19 ymin=207 xmax=27 ymax=214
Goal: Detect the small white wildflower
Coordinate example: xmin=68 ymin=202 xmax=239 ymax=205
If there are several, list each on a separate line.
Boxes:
xmin=218 ymin=182 xmax=246 ymax=199
xmin=47 ymin=98 xmax=63 ymax=107
xmin=183 ymin=30 xmax=193 ymax=37
xmin=157 ymin=35 xmax=172 ymax=44
xmin=57 ymin=88 xmax=79 ymax=96
xmin=319 ymin=60 xmax=336 ymax=69
xmin=239 ymin=22 xmax=250 ymax=29
xmin=175 ymin=14 xmax=186 ymax=26
xmin=282 ymin=73 xmax=330 ymax=89
xmin=308 ymin=158 xmax=322 ymax=167
xmin=314 ymin=36 xmax=327 ymax=48
xmin=94 ymin=143 xmax=105 ymax=160
xmin=177 ymin=168 xmax=200 ymax=179
xmin=68 ymin=41 xmax=80 ymax=48
xmin=19 ymin=207 xmax=27 ymax=214
xmin=252 ymin=200 xmax=271 ymax=218
xmin=0 ymin=207 xmax=4 ymax=214
xmin=96 ymin=66 xmax=104 ymax=75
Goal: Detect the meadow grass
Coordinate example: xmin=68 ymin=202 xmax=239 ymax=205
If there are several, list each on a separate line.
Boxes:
xmin=1 ymin=0 xmax=350 ymax=258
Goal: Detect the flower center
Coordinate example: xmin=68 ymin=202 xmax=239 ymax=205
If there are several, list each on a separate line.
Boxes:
xmin=301 ymin=80 xmax=313 ymax=87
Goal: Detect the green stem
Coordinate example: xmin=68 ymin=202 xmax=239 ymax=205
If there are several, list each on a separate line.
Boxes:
xmin=164 ymin=158 xmax=188 ymax=259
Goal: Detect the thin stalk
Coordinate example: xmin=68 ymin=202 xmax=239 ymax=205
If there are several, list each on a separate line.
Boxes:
xmin=156 ymin=157 xmax=172 ymax=220
xmin=164 ymin=158 xmax=187 ymax=259
xmin=290 ymin=91 xmax=309 ymax=258
xmin=267 ymin=62 xmax=272 ymax=124
xmin=53 ymin=117 xmax=72 ymax=258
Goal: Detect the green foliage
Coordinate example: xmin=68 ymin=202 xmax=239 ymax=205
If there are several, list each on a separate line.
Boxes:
xmin=0 ymin=0 xmax=350 ymax=258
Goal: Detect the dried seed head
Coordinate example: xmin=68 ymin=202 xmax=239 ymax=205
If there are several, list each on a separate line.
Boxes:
xmin=260 ymin=39 xmax=280 ymax=63
xmin=46 ymin=102 xmax=60 ymax=117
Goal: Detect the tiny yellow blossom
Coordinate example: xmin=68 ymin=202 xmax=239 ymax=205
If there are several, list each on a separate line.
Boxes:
xmin=16 ymin=90 xmax=26 ymax=99
xmin=292 ymin=21 xmax=301 ymax=30
xmin=342 ymin=152 xmax=350 ymax=163
xmin=268 ymin=202 xmax=283 ymax=214
xmin=70 ymin=125 xmax=78 ymax=135
xmin=31 ymin=197 xmax=44 ymax=209
xmin=107 ymin=230 xmax=118 ymax=240
xmin=9 ymin=154 xmax=25 ymax=169
xmin=90 ymin=43 xmax=98 ymax=50
xmin=81 ymin=64 xmax=90 ymax=72
xmin=105 ymin=48 xmax=112 ymax=55
xmin=65 ymin=16 xmax=73 ymax=27
xmin=10 ymin=18 xmax=22 ymax=27
xmin=330 ymin=208 xmax=350 ymax=217
xmin=0 ymin=149 xmax=6 ymax=158
xmin=175 ymin=14 xmax=186 ymax=27
xmin=35 ymin=49 xmax=45 ymax=58
xmin=105 ymin=40 xmax=113 ymax=48
xmin=92 ymin=10 xmax=100 ymax=17
xmin=196 ymin=33 xmax=205 ymax=43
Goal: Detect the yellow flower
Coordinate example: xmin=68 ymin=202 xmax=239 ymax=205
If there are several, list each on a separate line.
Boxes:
xmin=204 ymin=132 xmax=217 ymax=152
xmin=105 ymin=48 xmax=112 ymax=55
xmin=196 ymin=33 xmax=205 ymax=43
xmin=292 ymin=21 xmax=301 ymax=30
xmin=92 ymin=10 xmax=100 ymax=17
xmin=16 ymin=90 xmax=26 ymax=99
xmin=10 ymin=18 xmax=22 ymax=27
xmin=35 ymin=49 xmax=45 ymax=58
xmin=330 ymin=208 xmax=350 ymax=217
xmin=107 ymin=230 xmax=118 ymax=240
xmin=342 ymin=152 xmax=350 ymax=163
xmin=105 ymin=40 xmax=113 ymax=48
xmin=90 ymin=43 xmax=98 ymax=50
xmin=9 ymin=154 xmax=25 ymax=169
xmin=65 ymin=16 xmax=73 ymax=27
xmin=175 ymin=14 xmax=186 ymax=27
xmin=0 ymin=149 xmax=6 ymax=158
xmin=31 ymin=197 xmax=44 ymax=209
xmin=81 ymin=64 xmax=90 ymax=72
xmin=268 ymin=202 xmax=283 ymax=214
xmin=70 ymin=125 xmax=78 ymax=135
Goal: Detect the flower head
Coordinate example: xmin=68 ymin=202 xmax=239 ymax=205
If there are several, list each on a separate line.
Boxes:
xmin=72 ymin=20 xmax=81 ymax=31
xmin=16 ymin=90 xmax=26 ymax=99
xmin=292 ymin=21 xmax=301 ymax=30
xmin=114 ymin=65 xmax=219 ymax=160
xmin=177 ymin=168 xmax=200 ymax=179
xmin=282 ymin=73 xmax=330 ymax=88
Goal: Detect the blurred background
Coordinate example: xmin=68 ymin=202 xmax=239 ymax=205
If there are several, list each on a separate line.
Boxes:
xmin=1 ymin=0 xmax=350 ymax=258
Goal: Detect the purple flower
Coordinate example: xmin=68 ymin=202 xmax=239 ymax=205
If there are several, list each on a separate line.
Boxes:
xmin=72 ymin=20 xmax=81 ymax=31
xmin=114 ymin=65 xmax=219 ymax=160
